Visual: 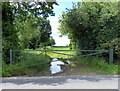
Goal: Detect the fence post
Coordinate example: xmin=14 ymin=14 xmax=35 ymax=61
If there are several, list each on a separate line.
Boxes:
xmin=12 ymin=50 xmax=14 ymax=64
xmin=109 ymin=49 xmax=113 ymax=64
xmin=10 ymin=49 xmax=13 ymax=64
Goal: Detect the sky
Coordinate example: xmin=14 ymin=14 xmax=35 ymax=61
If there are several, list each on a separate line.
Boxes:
xmin=48 ymin=1 xmax=81 ymax=46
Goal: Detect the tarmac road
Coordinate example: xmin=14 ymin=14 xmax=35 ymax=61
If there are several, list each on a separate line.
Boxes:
xmin=1 ymin=75 xmax=119 ymax=89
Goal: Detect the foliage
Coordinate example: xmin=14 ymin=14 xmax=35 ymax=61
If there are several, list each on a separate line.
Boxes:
xmin=12 ymin=2 xmax=58 ymax=19
xmin=15 ymin=15 xmax=53 ymax=49
xmin=2 ymin=2 xmax=21 ymax=63
xmin=2 ymin=46 xmax=119 ymax=77
xmin=48 ymin=46 xmax=118 ymax=74
xmin=47 ymin=36 xmax=56 ymax=46
xmin=2 ymin=53 xmax=51 ymax=77
xmin=2 ymin=2 xmax=57 ymax=63
xmin=74 ymin=56 xmax=119 ymax=74
xmin=58 ymin=2 xmax=119 ymax=59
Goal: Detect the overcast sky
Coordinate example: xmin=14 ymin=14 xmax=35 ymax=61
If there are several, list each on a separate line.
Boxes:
xmin=48 ymin=1 xmax=80 ymax=46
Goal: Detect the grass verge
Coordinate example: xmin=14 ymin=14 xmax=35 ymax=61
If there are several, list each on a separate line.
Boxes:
xmin=73 ymin=56 xmax=119 ymax=75
xmin=2 ymin=52 xmax=51 ymax=77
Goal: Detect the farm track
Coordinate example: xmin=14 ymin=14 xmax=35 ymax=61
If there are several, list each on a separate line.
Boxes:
xmin=21 ymin=61 xmax=101 ymax=77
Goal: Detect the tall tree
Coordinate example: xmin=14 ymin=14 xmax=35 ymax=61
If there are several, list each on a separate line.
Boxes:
xmin=2 ymin=1 xmax=57 ymax=63
xmin=2 ymin=2 xmax=20 ymax=63
xmin=59 ymin=2 xmax=119 ymax=59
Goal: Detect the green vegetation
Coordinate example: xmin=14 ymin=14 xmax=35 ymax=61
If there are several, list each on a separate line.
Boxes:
xmin=2 ymin=2 xmax=57 ymax=64
xmin=15 ymin=16 xmax=54 ymax=49
xmin=2 ymin=46 xmax=119 ymax=77
xmin=46 ymin=46 xmax=76 ymax=58
xmin=47 ymin=46 xmax=119 ymax=75
xmin=47 ymin=47 xmax=119 ymax=75
xmin=59 ymin=2 xmax=120 ymax=61
xmin=2 ymin=2 xmax=119 ymax=77
xmin=73 ymin=56 xmax=119 ymax=74
xmin=57 ymin=2 xmax=120 ymax=75
xmin=2 ymin=52 xmax=51 ymax=77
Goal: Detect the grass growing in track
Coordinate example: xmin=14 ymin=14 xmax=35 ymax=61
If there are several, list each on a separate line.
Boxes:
xmin=46 ymin=46 xmax=76 ymax=58
xmin=48 ymin=46 xmax=119 ymax=75
xmin=45 ymin=46 xmax=119 ymax=75
xmin=2 ymin=46 xmax=119 ymax=77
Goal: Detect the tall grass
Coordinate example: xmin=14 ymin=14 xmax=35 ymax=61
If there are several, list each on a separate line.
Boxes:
xmin=2 ymin=51 xmax=51 ymax=77
xmin=74 ymin=56 xmax=119 ymax=74
xmin=46 ymin=46 xmax=119 ymax=75
xmin=2 ymin=46 xmax=119 ymax=77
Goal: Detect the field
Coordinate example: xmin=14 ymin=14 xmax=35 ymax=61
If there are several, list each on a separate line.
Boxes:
xmin=46 ymin=46 xmax=76 ymax=58
xmin=2 ymin=46 xmax=119 ymax=77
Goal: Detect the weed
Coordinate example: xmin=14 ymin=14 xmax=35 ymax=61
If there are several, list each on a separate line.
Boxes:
xmin=2 ymin=52 xmax=51 ymax=77
xmin=74 ymin=56 xmax=118 ymax=74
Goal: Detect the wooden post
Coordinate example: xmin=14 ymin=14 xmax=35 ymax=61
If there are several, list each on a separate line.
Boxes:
xmin=109 ymin=49 xmax=113 ymax=64
xmin=10 ymin=49 xmax=13 ymax=64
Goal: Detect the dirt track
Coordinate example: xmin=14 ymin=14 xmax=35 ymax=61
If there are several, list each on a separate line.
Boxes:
xmin=22 ymin=61 xmax=101 ymax=77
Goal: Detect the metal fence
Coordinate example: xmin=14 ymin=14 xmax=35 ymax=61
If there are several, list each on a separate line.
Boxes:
xmin=10 ymin=49 xmax=114 ymax=65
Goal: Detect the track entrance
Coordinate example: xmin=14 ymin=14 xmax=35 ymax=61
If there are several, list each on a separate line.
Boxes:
xmin=9 ymin=48 xmax=113 ymax=76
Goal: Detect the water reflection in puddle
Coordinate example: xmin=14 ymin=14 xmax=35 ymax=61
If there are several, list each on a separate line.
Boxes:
xmin=50 ymin=58 xmax=65 ymax=74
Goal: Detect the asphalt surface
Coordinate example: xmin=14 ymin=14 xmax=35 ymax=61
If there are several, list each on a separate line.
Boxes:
xmin=1 ymin=75 xmax=119 ymax=89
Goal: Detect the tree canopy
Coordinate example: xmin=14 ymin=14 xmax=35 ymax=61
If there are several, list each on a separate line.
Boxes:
xmin=2 ymin=1 xmax=57 ymax=63
xmin=59 ymin=2 xmax=119 ymax=59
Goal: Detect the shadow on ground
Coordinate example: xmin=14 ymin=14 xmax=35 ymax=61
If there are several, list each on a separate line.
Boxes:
xmin=2 ymin=75 xmax=118 ymax=86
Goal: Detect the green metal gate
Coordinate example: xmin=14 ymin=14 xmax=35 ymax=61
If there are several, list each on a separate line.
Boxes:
xmin=10 ymin=49 xmax=113 ymax=65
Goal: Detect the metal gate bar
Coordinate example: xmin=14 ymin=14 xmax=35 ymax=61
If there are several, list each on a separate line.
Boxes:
xmin=50 ymin=51 xmax=76 ymax=56
xmin=10 ymin=49 xmax=113 ymax=64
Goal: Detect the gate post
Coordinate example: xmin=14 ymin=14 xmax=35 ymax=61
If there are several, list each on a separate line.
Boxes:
xmin=109 ymin=49 xmax=113 ymax=64
xmin=10 ymin=49 xmax=13 ymax=64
